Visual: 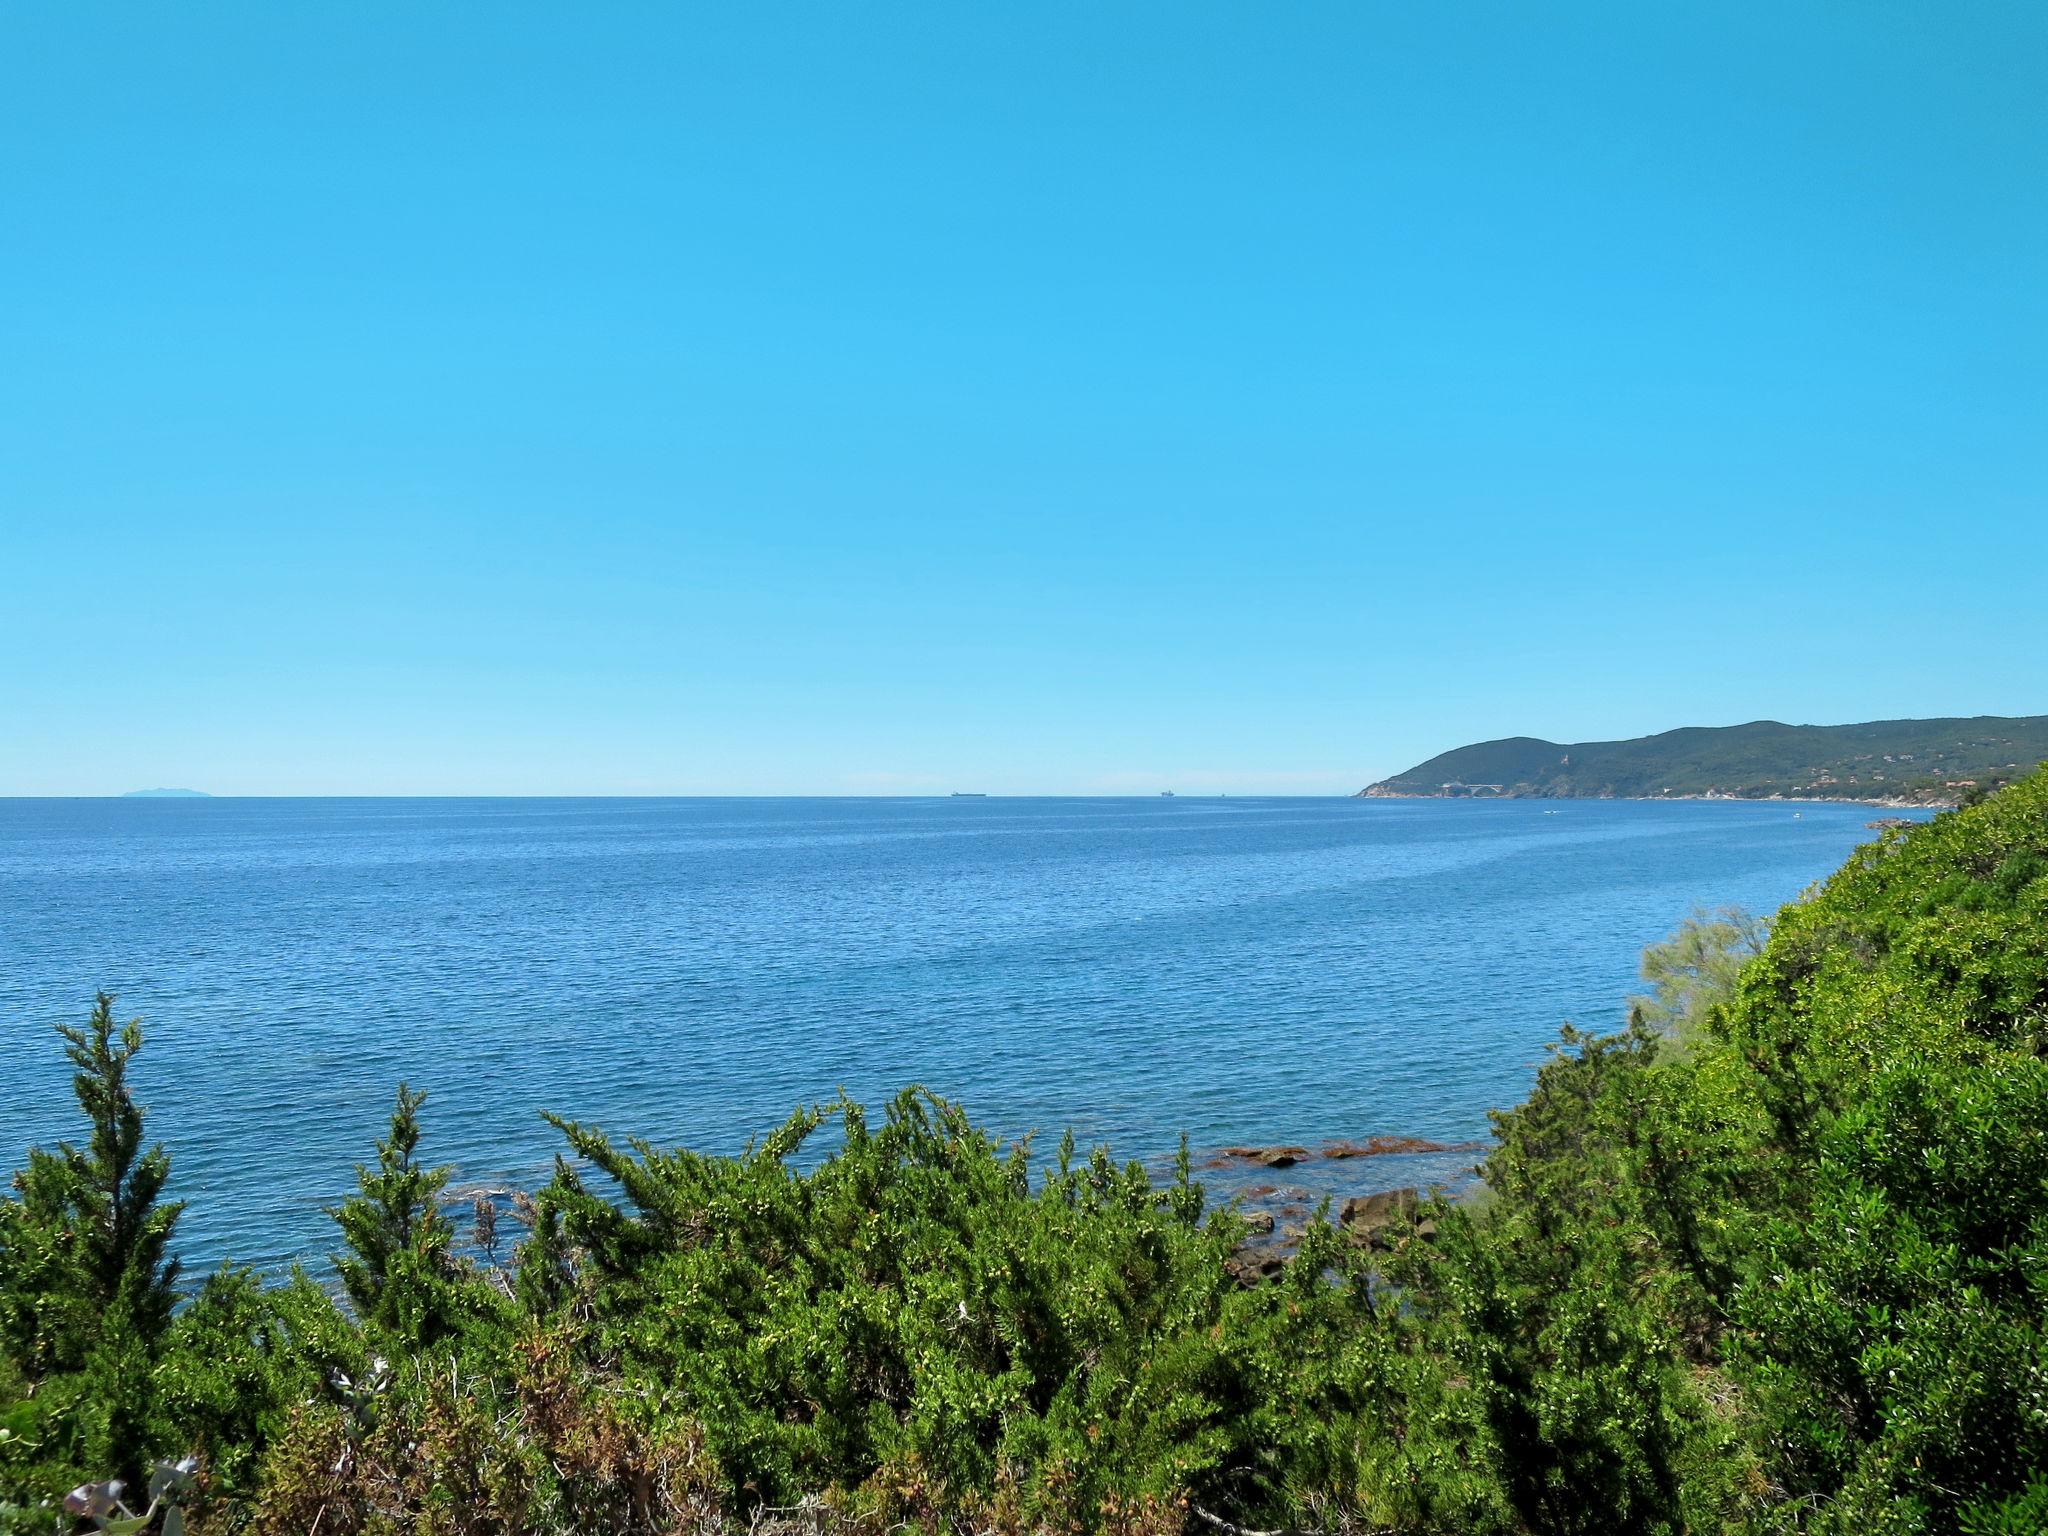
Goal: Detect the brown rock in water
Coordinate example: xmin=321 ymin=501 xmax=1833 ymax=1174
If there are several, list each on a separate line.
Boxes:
xmin=1210 ymin=1137 xmax=1485 ymax=1171
xmin=1239 ymin=1210 xmax=1276 ymax=1236
xmin=1321 ymin=1135 xmax=1466 ymax=1159
xmin=1339 ymin=1188 xmax=1418 ymax=1227
xmin=1339 ymin=1187 xmax=1427 ymax=1249
xmin=1208 ymin=1145 xmax=1312 ymax=1169
xmin=1224 ymin=1246 xmax=1289 ymax=1287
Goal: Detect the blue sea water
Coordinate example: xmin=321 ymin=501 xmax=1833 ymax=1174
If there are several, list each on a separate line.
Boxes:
xmin=0 ymin=795 xmax=1916 ymax=1271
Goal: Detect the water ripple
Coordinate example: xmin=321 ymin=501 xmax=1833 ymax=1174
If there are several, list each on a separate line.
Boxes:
xmin=0 ymin=795 xmax=1909 ymax=1270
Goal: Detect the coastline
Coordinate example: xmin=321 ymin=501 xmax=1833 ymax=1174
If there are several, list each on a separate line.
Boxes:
xmin=1354 ymin=788 xmax=1953 ymax=810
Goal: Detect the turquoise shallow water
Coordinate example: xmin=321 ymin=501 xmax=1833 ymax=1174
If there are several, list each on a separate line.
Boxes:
xmin=0 ymin=795 xmax=1915 ymax=1270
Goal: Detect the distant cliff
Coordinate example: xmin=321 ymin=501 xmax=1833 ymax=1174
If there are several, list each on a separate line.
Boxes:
xmin=1360 ymin=715 xmax=2048 ymax=804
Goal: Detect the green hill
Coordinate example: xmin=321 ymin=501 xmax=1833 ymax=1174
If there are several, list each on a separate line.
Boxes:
xmin=1362 ymin=714 xmax=2048 ymax=803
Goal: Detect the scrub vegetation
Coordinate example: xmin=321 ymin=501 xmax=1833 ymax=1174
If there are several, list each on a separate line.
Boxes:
xmin=4 ymin=770 xmax=2046 ymax=1534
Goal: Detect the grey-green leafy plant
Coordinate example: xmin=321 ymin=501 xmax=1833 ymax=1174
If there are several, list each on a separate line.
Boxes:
xmin=1626 ymin=903 xmax=1769 ymax=1052
xmin=63 ymin=1454 xmax=197 ymax=1535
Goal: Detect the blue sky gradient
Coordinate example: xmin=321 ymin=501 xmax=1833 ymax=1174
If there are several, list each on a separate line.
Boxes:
xmin=4 ymin=3 xmax=2043 ymax=794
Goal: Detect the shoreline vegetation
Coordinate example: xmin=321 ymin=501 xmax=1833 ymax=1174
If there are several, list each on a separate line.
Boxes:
xmin=5 ymin=774 xmax=2048 ymax=1533
xmin=1359 ymin=713 xmax=2048 ymax=806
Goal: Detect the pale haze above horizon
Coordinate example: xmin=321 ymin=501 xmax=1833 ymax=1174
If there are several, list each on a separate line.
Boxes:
xmin=4 ymin=4 xmax=2043 ymax=796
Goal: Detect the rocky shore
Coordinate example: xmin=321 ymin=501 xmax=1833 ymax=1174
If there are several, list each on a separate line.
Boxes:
xmin=1357 ymin=786 xmax=1952 ymax=810
xmin=1198 ymin=1138 xmax=1484 ymax=1287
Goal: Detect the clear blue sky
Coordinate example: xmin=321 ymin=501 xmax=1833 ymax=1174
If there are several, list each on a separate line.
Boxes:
xmin=3 ymin=3 xmax=2042 ymax=795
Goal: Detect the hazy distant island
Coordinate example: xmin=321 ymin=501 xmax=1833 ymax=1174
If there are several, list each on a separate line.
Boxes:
xmin=121 ymin=787 xmax=213 ymax=798
xmin=1361 ymin=714 xmax=2048 ymax=805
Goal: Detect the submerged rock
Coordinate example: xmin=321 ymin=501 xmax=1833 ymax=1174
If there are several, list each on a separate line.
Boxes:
xmin=1207 ymin=1136 xmax=1482 ymax=1171
xmin=1208 ymin=1145 xmax=1311 ymax=1169
xmin=1321 ymin=1135 xmax=1465 ymax=1159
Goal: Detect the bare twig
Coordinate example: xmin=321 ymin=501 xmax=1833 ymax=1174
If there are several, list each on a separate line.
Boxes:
xmin=1189 ymin=1505 xmax=1398 ymax=1536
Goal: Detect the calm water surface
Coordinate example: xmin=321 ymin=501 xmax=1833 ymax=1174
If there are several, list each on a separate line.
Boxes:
xmin=0 ymin=796 xmax=1914 ymax=1269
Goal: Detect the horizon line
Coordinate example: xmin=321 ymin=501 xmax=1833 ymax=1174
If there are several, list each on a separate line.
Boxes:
xmin=0 ymin=792 xmax=1925 ymax=805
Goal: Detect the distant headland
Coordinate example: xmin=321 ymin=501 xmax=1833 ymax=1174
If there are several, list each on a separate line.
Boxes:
xmin=121 ymin=788 xmax=213 ymax=798
xmin=1360 ymin=715 xmax=2048 ymax=806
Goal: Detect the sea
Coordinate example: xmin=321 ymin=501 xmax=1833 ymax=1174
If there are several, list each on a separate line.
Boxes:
xmin=0 ymin=795 xmax=1919 ymax=1272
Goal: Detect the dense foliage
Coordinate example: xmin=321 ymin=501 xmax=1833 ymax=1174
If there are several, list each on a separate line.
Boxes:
xmin=3 ymin=769 xmax=2046 ymax=1533
xmin=1364 ymin=714 xmax=2048 ymax=802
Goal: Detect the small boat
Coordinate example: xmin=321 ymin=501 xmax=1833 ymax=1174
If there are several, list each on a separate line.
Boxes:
xmin=950 ymin=792 xmax=987 ymax=798
xmin=1160 ymin=790 xmax=1176 ymax=798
